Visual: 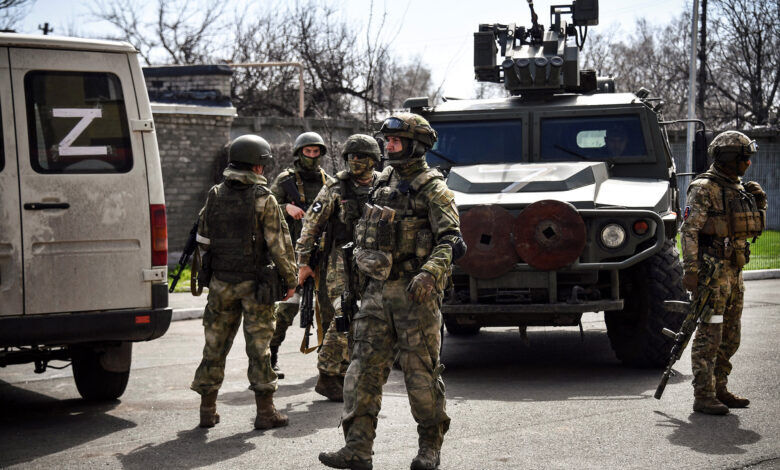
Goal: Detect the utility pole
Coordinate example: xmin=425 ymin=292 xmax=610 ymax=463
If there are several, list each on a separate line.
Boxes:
xmin=696 ymin=0 xmax=707 ymax=117
xmin=684 ymin=0 xmax=700 ymax=206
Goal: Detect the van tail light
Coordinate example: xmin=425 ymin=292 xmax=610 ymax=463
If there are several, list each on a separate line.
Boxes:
xmin=150 ymin=204 xmax=168 ymax=266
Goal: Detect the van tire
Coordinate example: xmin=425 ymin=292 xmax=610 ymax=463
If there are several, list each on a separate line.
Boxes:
xmin=444 ymin=317 xmax=481 ymax=336
xmin=606 ymin=240 xmax=686 ymax=367
xmin=71 ymin=345 xmax=131 ymax=400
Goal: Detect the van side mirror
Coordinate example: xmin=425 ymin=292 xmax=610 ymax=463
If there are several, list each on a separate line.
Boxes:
xmin=693 ymin=130 xmax=713 ymax=174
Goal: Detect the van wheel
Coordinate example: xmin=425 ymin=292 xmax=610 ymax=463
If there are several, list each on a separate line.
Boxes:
xmin=444 ymin=317 xmax=481 ymax=336
xmin=71 ymin=345 xmax=131 ymax=400
xmin=606 ymin=240 xmax=686 ymax=367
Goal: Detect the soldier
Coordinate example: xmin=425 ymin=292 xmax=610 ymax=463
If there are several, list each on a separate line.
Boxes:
xmin=269 ymin=131 xmax=332 ymax=378
xmin=190 ymin=134 xmax=297 ymax=429
xmin=319 ymin=113 xmax=466 ymax=470
xmin=296 ymin=134 xmax=382 ymax=402
xmin=681 ymin=130 xmax=767 ymax=415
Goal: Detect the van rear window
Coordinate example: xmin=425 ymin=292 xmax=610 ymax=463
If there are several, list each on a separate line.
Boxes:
xmin=25 ymin=71 xmax=132 ymax=173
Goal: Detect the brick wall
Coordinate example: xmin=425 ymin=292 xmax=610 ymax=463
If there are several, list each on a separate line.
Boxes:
xmin=154 ymin=113 xmax=234 ymax=252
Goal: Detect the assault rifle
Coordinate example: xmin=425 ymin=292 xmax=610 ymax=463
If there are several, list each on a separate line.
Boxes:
xmin=335 ymin=242 xmax=359 ymax=332
xmin=299 ymin=238 xmax=323 ymax=351
xmin=654 ymin=258 xmax=722 ymax=399
xmin=169 ymin=221 xmax=199 ymax=293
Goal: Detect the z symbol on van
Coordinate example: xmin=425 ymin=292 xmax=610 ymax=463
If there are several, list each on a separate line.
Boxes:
xmin=52 ymin=108 xmax=108 ymax=156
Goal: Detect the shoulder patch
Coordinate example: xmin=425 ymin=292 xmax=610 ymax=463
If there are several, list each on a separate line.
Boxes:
xmin=683 ymin=205 xmax=691 ymax=220
xmin=311 ymin=200 xmax=323 ymax=213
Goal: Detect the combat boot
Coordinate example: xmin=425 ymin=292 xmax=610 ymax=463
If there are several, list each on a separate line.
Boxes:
xmin=315 ymin=372 xmax=344 ymax=402
xmin=410 ymin=448 xmax=440 ymax=470
xmin=199 ymin=391 xmax=220 ymax=428
xmin=270 ymin=345 xmax=285 ymax=379
xmin=254 ymin=393 xmax=289 ymax=429
xmin=716 ymin=387 xmax=750 ymax=408
xmin=693 ymin=396 xmax=729 ymax=415
xmin=318 ymin=446 xmax=372 ymax=470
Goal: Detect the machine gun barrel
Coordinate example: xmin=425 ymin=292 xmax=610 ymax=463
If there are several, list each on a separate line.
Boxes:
xmin=169 ymin=221 xmax=199 ymax=293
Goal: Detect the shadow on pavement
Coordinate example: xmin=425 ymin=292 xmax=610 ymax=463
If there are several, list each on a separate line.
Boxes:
xmin=115 ymin=428 xmax=256 ymax=469
xmin=438 ymin=327 xmax=684 ymax=402
xmin=0 ymin=380 xmax=136 ymax=466
xmin=217 ymin=384 xmax=343 ymax=439
xmin=655 ymin=411 xmax=762 ymax=454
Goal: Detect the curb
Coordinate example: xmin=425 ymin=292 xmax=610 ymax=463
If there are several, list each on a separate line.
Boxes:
xmin=744 ymin=269 xmax=780 ymax=281
xmin=172 ymin=308 xmax=204 ymax=321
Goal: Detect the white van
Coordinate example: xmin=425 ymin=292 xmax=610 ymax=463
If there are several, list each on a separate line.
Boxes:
xmin=0 ymin=34 xmax=171 ymax=400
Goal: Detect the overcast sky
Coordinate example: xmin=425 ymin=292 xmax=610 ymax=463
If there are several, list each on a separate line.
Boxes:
xmin=19 ymin=0 xmax=689 ymax=98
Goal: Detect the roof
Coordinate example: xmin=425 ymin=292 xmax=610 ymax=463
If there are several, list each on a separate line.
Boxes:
xmin=429 ymin=92 xmax=645 ymax=113
xmin=0 ymin=33 xmax=136 ymax=53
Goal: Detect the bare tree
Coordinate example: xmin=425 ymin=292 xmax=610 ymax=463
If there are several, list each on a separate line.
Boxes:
xmin=91 ymin=0 xmax=226 ymax=65
xmin=1 ymin=0 xmax=34 ymax=30
xmin=708 ymin=0 xmax=780 ymax=126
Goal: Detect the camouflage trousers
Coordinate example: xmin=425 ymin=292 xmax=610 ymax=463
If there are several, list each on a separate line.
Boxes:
xmin=191 ymin=277 xmax=278 ymax=396
xmin=691 ymin=259 xmax=744 ymax=398
xmin=319 ymin=250 xmax=350 ymax=377
xmin=341 ymin=275 xmax=450 ymax=460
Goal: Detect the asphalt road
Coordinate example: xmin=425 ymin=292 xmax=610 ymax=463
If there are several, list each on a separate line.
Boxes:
xmin=1 ymin=279 xmax=779 ymax=470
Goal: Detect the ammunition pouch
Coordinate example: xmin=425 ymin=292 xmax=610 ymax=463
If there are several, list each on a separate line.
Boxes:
xmin=396 ymin=218 xmax=431 ymax=259
xmin=255 ymin=265 xmax=285 ymax=304
xmin=355 ymin=247 xmax=393 ymax=281
xmin=730 ymin=208 xmax=764 ymax=239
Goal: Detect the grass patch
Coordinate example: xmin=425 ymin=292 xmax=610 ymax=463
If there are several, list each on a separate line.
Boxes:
xmin=168 ymin=265 xmax=192 ymax=293
xmin=675 ymin=230 xmax=779 ymax=270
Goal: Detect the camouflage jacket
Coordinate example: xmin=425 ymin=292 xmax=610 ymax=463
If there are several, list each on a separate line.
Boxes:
xmin=680 ymin=164 xmax=764 ymax=273
xmin=371 ymin=165 xmax=462 ymax=285
xmin=296 ymin=170 xmax=378 ymax=266
xmin=198 ymin=167 xmax=297 ymax=287
xmin=270 ymin=160 xmax=331 ymax=245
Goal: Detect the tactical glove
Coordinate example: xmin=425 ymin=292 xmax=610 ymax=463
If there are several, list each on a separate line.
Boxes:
xmin=682 ymin=271 xmax=698 ymax=296
xmin=744 ymin=181 xmax=767 ymax=210
xmin=407 ymin=271 xmax=436 ymax=304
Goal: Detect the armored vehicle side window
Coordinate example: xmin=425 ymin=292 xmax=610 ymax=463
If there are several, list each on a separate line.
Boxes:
xmin=540 ymin=115 xmax=647 ymax=162
xmin=25 ymin=71 xmax=132 ymax=173
xmin=427 ymin=120 xmax=523 ymax=166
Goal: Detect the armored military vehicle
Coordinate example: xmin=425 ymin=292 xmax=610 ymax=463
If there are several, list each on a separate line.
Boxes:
xmin=408 ymin=0 xmax=688 ymax=366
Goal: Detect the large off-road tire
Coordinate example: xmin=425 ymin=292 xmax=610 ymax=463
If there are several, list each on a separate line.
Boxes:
xmin=606 ymin=240 xmax=686 ymax=367
xmin=71 ymin=344 xmax=131 ymax=400
xmin=443 ymin=316 xmax=481 ymax=336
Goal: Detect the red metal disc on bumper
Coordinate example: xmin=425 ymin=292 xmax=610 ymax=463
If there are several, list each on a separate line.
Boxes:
xmin=513 ymin=200 xmax=586 ymax=271
xmin=456 ymin=205 xmax=519 ymax=279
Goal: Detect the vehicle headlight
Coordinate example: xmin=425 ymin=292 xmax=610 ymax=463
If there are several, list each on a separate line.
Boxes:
xmin=600 ymin=223 xmax=626 ymax=249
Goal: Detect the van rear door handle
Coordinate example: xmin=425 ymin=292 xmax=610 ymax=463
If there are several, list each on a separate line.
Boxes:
xmin=23 ymin=202 xmax=70 ymax=210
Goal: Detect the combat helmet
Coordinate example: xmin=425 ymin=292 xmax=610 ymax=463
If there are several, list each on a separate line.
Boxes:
xmin=229 ymin=134 xmax=273 ymax=167
xmin=379 ymin=112 xmax=437 ymax=149
xmin=341 ymin=134 xmax=381 ymax=163
xmin=293 ymin=131 xmax=328 ymax=156
xmin=708 ymin=130 xmax=758 ymax=163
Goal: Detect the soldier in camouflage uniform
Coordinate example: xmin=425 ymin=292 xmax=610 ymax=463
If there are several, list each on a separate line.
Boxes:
xmin=681 ymin=130 xmax=767 ymax=415
xmin=269 ymin=132 xmax=332 ymax=378
xmin=191 ymin=135 xmax=297 ymax=429
xmin=319 ymin=114 xmax=466 ymax=470
xmin=297 ymin=134 xmax=382 ymax=402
